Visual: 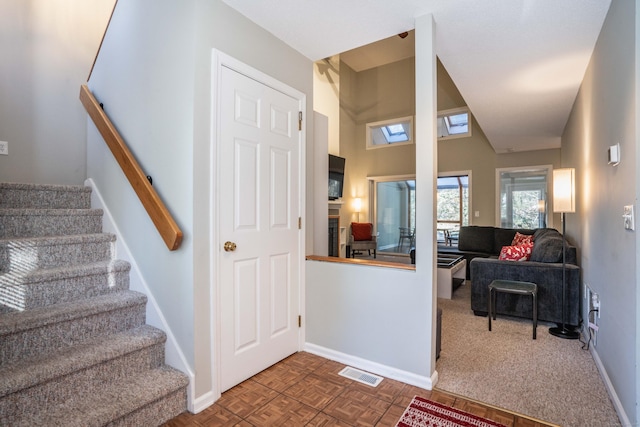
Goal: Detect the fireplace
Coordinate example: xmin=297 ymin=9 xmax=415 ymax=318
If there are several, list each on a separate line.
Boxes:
xmin=328 ymin=216 xmax=339 ymax=257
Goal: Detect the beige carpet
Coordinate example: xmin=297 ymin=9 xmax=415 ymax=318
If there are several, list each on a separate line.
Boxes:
xmin=435 ymin=283 xmax=621 ymax=427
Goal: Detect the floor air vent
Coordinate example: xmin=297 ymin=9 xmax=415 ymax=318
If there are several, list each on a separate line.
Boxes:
xmin=338 ymin=367 xmax=384 ymax=387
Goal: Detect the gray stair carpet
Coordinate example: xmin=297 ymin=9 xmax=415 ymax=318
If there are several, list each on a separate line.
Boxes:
xmin=0 ymin=182 xmax=188 ymax=426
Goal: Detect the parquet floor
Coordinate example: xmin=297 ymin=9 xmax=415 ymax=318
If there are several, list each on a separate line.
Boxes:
xmin=163 ymin=352 xmax=556 ymax=426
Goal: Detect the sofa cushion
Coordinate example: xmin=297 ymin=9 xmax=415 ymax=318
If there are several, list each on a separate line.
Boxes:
xmin=493 ymin=228 xmax=535 ymax=253
xmin=458 ymin=226 xmax=495 ymax=254
xmin=533 ymin=228 xmax=561 ymax=240
xmin=512 ymin=232 xmax=534 ymax=246
xmin=499 ymin=242 xmax=533 ymax=261
xmin=530 ymin=235 xmax=564 ymax=262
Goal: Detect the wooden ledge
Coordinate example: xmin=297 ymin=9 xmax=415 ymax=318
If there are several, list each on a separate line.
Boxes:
xmin=305 ymin=255 xmax=416 ymax=271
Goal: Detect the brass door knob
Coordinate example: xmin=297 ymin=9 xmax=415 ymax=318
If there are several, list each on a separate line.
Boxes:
xmin=224 ymin=241 xmax=237 ymax=252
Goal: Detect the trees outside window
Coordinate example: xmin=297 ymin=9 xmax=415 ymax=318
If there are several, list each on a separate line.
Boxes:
xmin=437 ymin=175 xmax=469 ymax=243
xmin=497 ymin=166 xmax=550 ymax=229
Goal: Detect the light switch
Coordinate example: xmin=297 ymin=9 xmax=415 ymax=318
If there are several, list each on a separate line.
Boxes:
xmin=474 ymin=211 xmax=480 ymax=218
xmin=0 ymin=141 xmax=7 ymax=156
xmin=623 ymin=205 xmax=634 ymax=230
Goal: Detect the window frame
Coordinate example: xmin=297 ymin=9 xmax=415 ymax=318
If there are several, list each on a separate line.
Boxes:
xmin=437 ymin=171 xmax=472 ymax=231
xmin=495 ymin=165 xmax=553 ymax=229
xmin=367 ymin=174 xmax=416 ymax=255
xmin=365 ymin=116 xmax=414 ymax=150
xmin=437 ymin=107 xmax=472 ymax=141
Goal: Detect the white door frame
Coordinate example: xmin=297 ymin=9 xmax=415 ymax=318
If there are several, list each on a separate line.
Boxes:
xmin=209 ymin=49 xmax=306 ymax=400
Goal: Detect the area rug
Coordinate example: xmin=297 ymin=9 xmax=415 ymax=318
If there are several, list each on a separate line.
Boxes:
xmin=396 ymin=396 xmax=507 ymax=427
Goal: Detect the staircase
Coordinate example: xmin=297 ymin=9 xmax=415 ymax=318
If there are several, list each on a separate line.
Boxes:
xmin=0 ymin=183 xmax=188 ymax=426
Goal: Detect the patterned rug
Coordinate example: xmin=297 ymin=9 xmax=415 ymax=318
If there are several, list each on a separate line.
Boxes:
xmin=396 ymin=396 xmax=507 ymax=427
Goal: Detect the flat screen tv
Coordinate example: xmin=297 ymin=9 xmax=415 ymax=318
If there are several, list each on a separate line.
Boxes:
xmin=328 ymin=154 xmax=345 ymax=200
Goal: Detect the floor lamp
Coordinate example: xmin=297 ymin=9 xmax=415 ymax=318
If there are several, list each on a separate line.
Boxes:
xmin=354 ymin=198 xmax=362 ymax=222
xmin=549 ymin=168 xmax=580 ymax=339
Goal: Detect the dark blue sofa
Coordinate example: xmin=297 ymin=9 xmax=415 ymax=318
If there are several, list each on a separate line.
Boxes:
xmin=467 ymin=227 xmax=580 ymax=326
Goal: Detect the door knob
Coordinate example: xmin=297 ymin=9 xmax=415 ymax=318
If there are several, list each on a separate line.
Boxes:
xmin=224 ymin=241 xmax=237 ymax=252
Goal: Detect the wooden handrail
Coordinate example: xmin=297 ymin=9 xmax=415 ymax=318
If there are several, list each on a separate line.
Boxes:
xmin=79 ymin=84 xmax=183 ymax=251
xmin=87 ymin=0 xmax=118 ymax=81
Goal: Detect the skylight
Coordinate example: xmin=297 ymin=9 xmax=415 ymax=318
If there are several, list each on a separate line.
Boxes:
xmin=381 ymin=124 xmax=409 ymax=143
xmin=438 ymin=107 xmax=472 ymax=140
xmin=366 ymin=116 xmax=414 ymax=149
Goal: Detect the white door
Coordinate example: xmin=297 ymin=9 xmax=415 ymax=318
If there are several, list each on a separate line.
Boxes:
xmin=218 ymin=65 xmax=301 ymax=392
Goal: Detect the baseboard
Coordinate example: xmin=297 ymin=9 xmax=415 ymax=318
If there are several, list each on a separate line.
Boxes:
xmin=191 ymin=390 xmax=218 ymax=414
xmin=590 ymin=346 xmax=631 ymax=426
xmin=85 ymin=178 xmax=197 ymax=411
xmin=304 ymin=343 xmax=437 ymax=390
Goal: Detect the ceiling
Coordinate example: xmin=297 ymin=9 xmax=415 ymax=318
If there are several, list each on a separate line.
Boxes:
xmin=222 ymin=0 xmax=611 ymax=153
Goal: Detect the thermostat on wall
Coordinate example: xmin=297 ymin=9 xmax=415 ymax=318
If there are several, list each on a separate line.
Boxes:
xmin=608 ymin=143 xmax=620 ymax=166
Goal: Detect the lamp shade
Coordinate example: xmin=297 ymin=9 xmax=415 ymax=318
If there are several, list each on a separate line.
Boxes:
xmin=353 ymin=198 xmax=362 ymax=213
xmin=553 ymin=168 xmax=575 ymax=213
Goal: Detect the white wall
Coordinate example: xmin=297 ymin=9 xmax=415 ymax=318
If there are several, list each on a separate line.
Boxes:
xmin=562 ymin=0 xmax=638 ymax=424
xmin=313 ymin=57 xmax=341 ymax=156
xmin=0 ymin=0 xmax=115 ymax=184
xmin=305 ymin=261 xmax=433 ymax=385
xmin=305 ymin=13 xmax=439 ymax=387
xmin=86 ymin=0 xmax=198 ymax=399
xmin=87 ymin=0 xmax=314 ymax=410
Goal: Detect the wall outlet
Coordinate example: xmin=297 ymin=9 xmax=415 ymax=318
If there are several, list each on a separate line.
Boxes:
xmin=592 ymin=292 xmax=601 ymax=318
xmin=0 ymin=141 xmax=7 ymax=156
xmin=586 ymin=285 xmax=599 ymax=346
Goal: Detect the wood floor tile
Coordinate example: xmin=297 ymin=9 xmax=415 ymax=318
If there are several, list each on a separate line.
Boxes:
xmin=322 ymin=388 xmax=391 ymax=426
xmin=162 ymin=352 xmax=558 ymax=427
xmin=174 ymin=404 xmax=245 ymax=426
xmin=428 ymin=389 xmax=458 ymax=406
xmin=283 ymin=372 xmax=346 ymax=410
xmin=280 ymin=351 xmax=328 ymax=373
xmin=392 ymin=384 xmax=434 ymax=408
xmin=305 ymin=412 xmax=355 ymax=426
xmin=215 ymin=379 xmax=279 ymax=418
xmin=311 ymin=360 xmax=356 ymax=386
xmin=375 ymin=403 xmax=407 ymax=427
xmin=252 ymin=362 xmax=309 ymax=393
xmin=244 ymin=394 xmax=318 ymax=426
xmin=347 ymin=375 xmax=405 ymax=403
xmin=454 ymin=399 xmax=515 ymax=426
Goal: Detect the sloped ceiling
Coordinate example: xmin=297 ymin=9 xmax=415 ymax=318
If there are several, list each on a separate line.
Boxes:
xmin=222 ymin=0 xmax=611 ymax=153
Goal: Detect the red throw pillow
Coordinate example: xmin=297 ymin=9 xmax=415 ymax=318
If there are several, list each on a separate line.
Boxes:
xmin=351 ymin=223 xmax=372 ymax=241
xmin=499 ymin=242 xmax=534 ymax=261
xmin=511 ymin=232 xmax=533 ymax=246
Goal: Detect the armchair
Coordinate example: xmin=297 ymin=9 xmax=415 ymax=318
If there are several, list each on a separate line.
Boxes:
xmin=348 ymin=222 xmax=377 ymax=258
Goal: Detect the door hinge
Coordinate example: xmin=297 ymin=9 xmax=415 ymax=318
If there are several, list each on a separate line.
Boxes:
xmin=298 ymin=315 xmax=302 ymax=328
xmin=298 ymin=217 xmax=302 ymax=229
xmin=298 ymin=111 xmax=302 ymax=131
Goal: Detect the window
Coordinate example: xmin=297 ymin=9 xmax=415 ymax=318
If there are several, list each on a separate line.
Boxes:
xmin=497 ymin=166 xmax=551 ymax=229
xmin=369 ymin=176 xmax=416 ymax=254
xmin=366 ymin=116 xmax=414 ymax=149
xmin=437 ymin=174 xmax=470 ymax=243
xmin=437 ymin=107 xmax=472 ymax=140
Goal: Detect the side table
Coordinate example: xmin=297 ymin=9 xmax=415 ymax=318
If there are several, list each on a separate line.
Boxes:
xmin=488 ymin=280 xmax=538 ymax=339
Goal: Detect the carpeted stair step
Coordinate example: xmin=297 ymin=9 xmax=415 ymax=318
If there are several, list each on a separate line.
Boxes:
xmin=0 ymin=325 xmax=173 ymax=425
xmin=0 ymin=233 xmax=116 ymax=273
xmin=0 ymin=290 xmax=147 ymax=367
xmin=0 ymin=260 xmax=130 ymax=314
xmin=8 ymin=365 xmax=188 ymax=427
xmin=0 ymin=182 xmax=91 ymax=209
xmin=0 ymin=181 xmax=188 ymax=424
xmin=0 ymin=208 xmax=103 ymax=239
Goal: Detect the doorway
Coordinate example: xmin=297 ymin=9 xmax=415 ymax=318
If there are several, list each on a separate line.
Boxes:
xmin=212 ymin=51 xmax=306 ymax=394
